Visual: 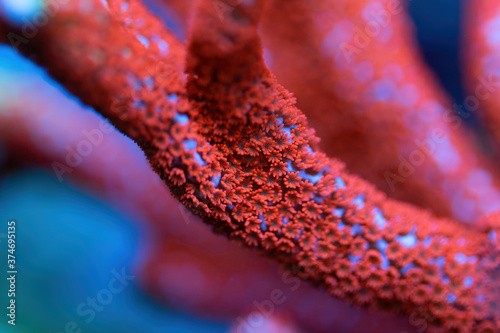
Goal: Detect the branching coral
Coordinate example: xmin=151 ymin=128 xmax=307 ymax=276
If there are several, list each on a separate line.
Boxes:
xmin=0 ymin=88 xmax=414 ymax=333
xmin=1 ymin=0 xmax=500 ymax=331
xmin=259 ymin=0 xmax=500 ymax=223
xmin=159 ymin=0 xmax=500 ymax=224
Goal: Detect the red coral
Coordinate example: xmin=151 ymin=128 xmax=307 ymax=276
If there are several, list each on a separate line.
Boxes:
xmin=260 ymin=0 xmax=500 ymax=223
xmin=1 ymin=0 xmax=499 ymax=331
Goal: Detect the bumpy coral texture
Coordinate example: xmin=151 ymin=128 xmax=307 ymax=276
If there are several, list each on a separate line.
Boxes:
xmin=259 ymin=0 xmax=500 ymax=223
xmin=0 ymin=65 xmax=419 ymax=333
xmin=0 ymin=91 xmax=416 ymax=333
xmin=160 ymin=0 xmax=500 ymax=224
xmin=2 ymin=0 xmax=500 ymax=331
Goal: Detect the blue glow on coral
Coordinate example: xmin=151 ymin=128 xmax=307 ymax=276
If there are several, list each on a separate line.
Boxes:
xmin=263 ymin=48 xmax=273 ymax=68
xmin=193 ymin=152 xmax=206 ymax=166
xmin=174 ymin=113 xmax=189 ymax=125
xmin=135 ymin=34 xmax=150 ymax=49
xmin=454 ymin=253 xmax=467 ymax=265
xmin=167 ymin=94 xmax=178 ymax=103
xmin=335 ymin=177 xmax=346 ymax=189
xmin=380 ymin=253 xmax=390 ymax=269
xmin=348 ymin=254 xmax=362 ymax=264
xmin=395 ymin=227 xmax=417 ymax=248
xmin=401 ymin=263 xmax=415 ymax=275
xmin=282 ymin=125 xmax=297 ymax=138
xmin=183 ymin=139 xmax=197 ymax=151
xmin=376 ymin=239 xmax=388 ymax=252
xmin=351 ymin=224 xmax=363 ymax=236
xmin=313 ymin=194 xmax=325 ymax=203
xmin=483 ymin=17 xmax=500 ymax=47
xmin=144 ymin=76 xmax=154 ymax=90
xmin=333 ymin=208 xmax=345 ymax=217
xmin=368 ymin=79 xmax=396 ymax=102
xmin=212 ymin=173 xmax=221 ymax=187
xmin=372 ymin=208 xmax=386 ymax=230
xmin=275 ymin=117 xmax=284 ymax=126
xmin=259 ymin=215 xmax=267 ymax=231
xmin=429 ymin=256 xmax=446 ymax=269
xmin=433 ymin=139 xmax=461 ymax=173
xmin=298 ymin=167 xmax=328 ymax=184
xmin=152 ymin=34 xmax=170 ymax=55
xmin=464 ymin=276 xmax=473 ymax=288
xmin=133 ymin=100 xmax=147 ymax=109
xmin=351 ymin=195 xmax=365 ymax=209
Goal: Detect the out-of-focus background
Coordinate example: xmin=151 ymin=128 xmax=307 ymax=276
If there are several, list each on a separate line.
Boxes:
xmin=0 ymin=0 xmax=470 ymax=332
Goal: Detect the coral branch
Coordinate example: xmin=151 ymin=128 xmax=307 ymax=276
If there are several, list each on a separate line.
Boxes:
xmin=1 ymin=0 xmax=499 ymax=330
xmin=0 ymin=78 xmax=414 ymax=332
xmin=259 ymin=0 xmax=500 ymax=223
xmin=463 ymin=0 xmax=500 ymax=162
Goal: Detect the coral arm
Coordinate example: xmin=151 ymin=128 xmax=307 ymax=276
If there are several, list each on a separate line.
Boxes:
xmin=0 ymin=45 xmax=422 ymax=332
xmin=185 ymin=2 xmax=500 ymax=330
xmin=1 ymin=0 xmax=499 ymax=330
xmin=153 ymin=0 xmax=500 ymax=224
xmin=462 ymin=0 xmax=500 ymax=161
xmin=0 ymin=76 xmax=417 ymax=333
xmin=258 ymin=0 xmax=500 ymax=223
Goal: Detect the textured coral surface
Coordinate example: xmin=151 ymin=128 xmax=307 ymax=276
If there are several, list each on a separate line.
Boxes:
xmin=1 ymin=0 xmax=500 ymax=332
xmin=259 ymin=0 xmax=500 ymax=223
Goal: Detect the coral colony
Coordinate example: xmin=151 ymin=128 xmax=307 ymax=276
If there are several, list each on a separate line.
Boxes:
xmin=1 ymin=0 xmax=500 ymax=331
